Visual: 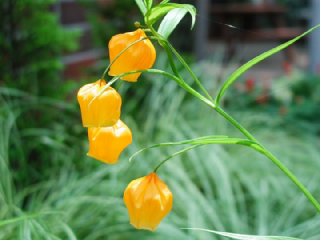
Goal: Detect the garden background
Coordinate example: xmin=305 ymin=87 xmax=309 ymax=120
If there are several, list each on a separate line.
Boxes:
xmin=1 ymin=0 xmax=320 ymax=239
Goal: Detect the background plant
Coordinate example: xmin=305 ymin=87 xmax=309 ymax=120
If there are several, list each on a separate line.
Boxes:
xmin=0 ymin=0 xmax=81 ymax=187
xmin=1 ymin=0 xmax=320 ymax=239
xmin=224 ymin=70 xmax=320 ymax=134
xmin=1 ymin=56 xmax=320 ymax=239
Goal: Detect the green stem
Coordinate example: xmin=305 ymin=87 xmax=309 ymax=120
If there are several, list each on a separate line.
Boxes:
xmin=262 ymin=150 xmax=320 ymax=213
xmin=167 ymin=42 xmax=214 ymax=103
xmin=149 ymin=25 xmax=214 ymax=103
xmin=146 ymin=24 xmax=320 ymax=213
xmin=215 ymin=107 xmax=258 ymax=142
xmin=116 ymin=80 xmax=124 ymax=91
xmin=149 ymin=26 xmax=182 ymax=80
xmin=163 ymin=42 xmax=183 ymax=80
xmin=147 ymin=25 xmax=216 ymax=109
xmin=214 ymin=106 xmax=320 ymax=213
xmin=154 ymin=145 xmax=201 ymax=172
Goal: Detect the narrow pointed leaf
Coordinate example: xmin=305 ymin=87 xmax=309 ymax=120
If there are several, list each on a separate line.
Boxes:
xmin=183 ymin=228 xmax=303 ymax=240
xmin=0 ymin=212 xmax=61 ymax=227
xmin=144 ymin=0 xmax=153 ymax=10
xmin=160 ymin=0 xmax=170 ymax=4
xmin=130 ymin=136 xmax=264 ymax=161
xmin=216 ymin=24 xmax=320 ymax=104
xmin=158 ymin=8 xmax=188 ymax=39
xmin=145 ymin=3 xmax=196 ymax=28
xmin=135 ymin=0 xmax=147 ymax=15
xmin=180 ymin=4 xmax=196 ymax=29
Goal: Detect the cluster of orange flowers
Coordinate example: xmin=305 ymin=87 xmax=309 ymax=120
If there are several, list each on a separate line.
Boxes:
xmin=77 ymin=29 xmax=173 ymax=231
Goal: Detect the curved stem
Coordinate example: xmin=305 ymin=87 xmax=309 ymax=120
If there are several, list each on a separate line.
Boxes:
xmin=262 ymin=150 xmax=320 ymax=213
xmin=149 ymin=25 xmax=214 ymax=103
xmin=162 ymin=42 xmax=183 ymax=80
xmin=116 ymin=80 xmax=124 ymax=91
xmin=154 ymin=145 xmax=201 ymax=172
xmin=145 ymin=24 xmax=320 ymax=213
xmin=113 ymin=68 xmax=214 ymax=108
xmin=214 ymin=106 xmax=320 ymax=213
xmin=215 ymin=106 xmax=258 ymax=142
xmin=148 ymin=25 xmax=182 ymax=80
xmin=167 ymin=42 xmax=214 ymax=103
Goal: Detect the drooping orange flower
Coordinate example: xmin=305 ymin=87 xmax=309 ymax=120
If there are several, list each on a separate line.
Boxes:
xmin=108 ymin=28 xmax=156 ymax=82
xmin=87 ymin=120 xmax=132 ymax=164
xmin=77 ymin=80 xmax=121 ymax=128
xmin=123 ymin=172 xmax=173 ymax=231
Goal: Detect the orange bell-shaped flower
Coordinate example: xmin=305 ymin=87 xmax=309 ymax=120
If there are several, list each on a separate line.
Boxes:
xmin=108 ymin=28 xmax=156 ymax=82
xmin=123 ymin=172 xmax=173 ymax=231
xmin=87 ymin=120 xmax=132 ymax=164
xmin=77 ymin=80 xmax=121 ymax=128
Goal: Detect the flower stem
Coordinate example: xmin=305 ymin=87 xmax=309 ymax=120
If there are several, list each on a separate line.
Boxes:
xmin=148 ymin=25 xmax=214 ymax=103
xmin=262 ymin=150 xmax=320 ymax=213
xmin=214 ymin=106 xmax=320 ymax=213
xmin=215 ymin=107 xmax=258 ymax=142
xmin=154 ymin=145 xmax=201 ymax=173
xmin=146 ymin=24 xmax=320 ymax=213
xmin=116 ymin=80 xmax=124 ymax=91
xmin=167 ymin=42 xmax=214 ymax=103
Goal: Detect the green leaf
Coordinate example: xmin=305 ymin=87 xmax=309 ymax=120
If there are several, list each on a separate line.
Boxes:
xmin=135 ymin=0 xmax=147 ymax=16
xmin=215 ymin=24 xmax=320 ymax=105
xmin=129 ymin=136 xmax=264 ymax=162
xmin=144 ymin=0 xmax=153 ymax=10
xmin=159 ymin=0 xmax=170 ymax=4
xmin=145 ymin=3 xmax=196 ymax=27
xmin=158 ymin=8 xmax=188 ymax=39
xmin=182 ymin=228 xmax=303 ymax=240
xmin=179 ymin=4 xmax=196 ymax=30
xmin=0 ymin=212 xmax=61 ymax=227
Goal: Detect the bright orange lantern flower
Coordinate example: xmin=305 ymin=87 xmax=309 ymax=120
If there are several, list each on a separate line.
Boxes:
xmin=87 ymin=120 xmax=132 ymax=164
xmin=108 ymin=28 xmax=156 ymax=82
xmin=123 ymin=172 xmax=173 ymax=231
xmin=77 ymin=80 xmax=121 ymax=128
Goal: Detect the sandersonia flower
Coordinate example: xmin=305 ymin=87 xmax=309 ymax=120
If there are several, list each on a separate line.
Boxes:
xmin=77 ymin=80 xmax=121 ymax=128
xmin=108 ymin=28 xmax=156 ymax=82
xmin=123 ymin=172 xmax=173 ymax=231
xmin=87 ymin=120 xmax=132 ymax=164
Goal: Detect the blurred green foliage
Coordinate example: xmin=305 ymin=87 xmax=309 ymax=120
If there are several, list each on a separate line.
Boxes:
xmin=0 ymin=0 xmax=81 ymax=187
xmin=79 ymin=0 xmax=140 ymax=49
xmin=224 ymin=69 xmax=320 ymax=134
xmin=276 ymin=0 xmax=309 ymax=26
xmin=1 ymin=56 xmax=320 ymax=238
xmin=1 ymin=1 xmax=319 ymax=238
xmin=0 ymin=0 xmax=81 ymax=95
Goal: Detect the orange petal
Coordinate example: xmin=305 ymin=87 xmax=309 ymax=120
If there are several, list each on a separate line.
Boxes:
xmin=123 ymin=173 xmax=173 ymax=231
xmin=87 ymin=120 xmax=132 ymax=164
xmin=108 ymin=29 xmax=156 ymax=82
xmin=77 ymin=80 xmax=122 ymax=128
